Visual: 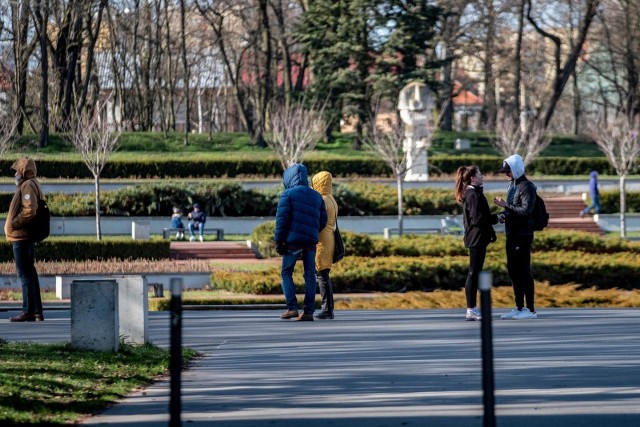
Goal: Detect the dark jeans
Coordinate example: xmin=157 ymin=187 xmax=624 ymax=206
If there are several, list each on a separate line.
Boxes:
xmin=582 ymin=195 xmax=601 ymax=215
xmin=465 ymin=245 xmax=487 ymax=308
xmin=506 ymin=236 xmax=535 ymax=312
xmin=280 ymin=248 xmax=316 ymax=314
xmin=13 ymin=240 xmax=43 ymax=315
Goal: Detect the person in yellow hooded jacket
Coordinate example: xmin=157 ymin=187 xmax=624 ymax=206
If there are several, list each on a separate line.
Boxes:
xmin=5 ymin=157 xmax=45 ymax=322
xmin=311 ymin=171 xmax=338 ymax=320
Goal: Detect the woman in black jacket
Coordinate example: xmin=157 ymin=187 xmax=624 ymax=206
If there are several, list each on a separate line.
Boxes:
xmin=455 ymin=166 xmax=498 ymax=321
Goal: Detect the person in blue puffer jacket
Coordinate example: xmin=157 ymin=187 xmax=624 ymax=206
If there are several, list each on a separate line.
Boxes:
xmin=274 ymin=163 xmax=328 ymax=321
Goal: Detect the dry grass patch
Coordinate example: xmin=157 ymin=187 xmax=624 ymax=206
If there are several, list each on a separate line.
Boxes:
xmin=0 ymin=259 xmax=214 ymax=275
xmin=335 ymin=282 xmax=640 ymax=310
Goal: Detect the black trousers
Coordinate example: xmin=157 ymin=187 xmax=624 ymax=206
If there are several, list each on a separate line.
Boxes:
xmin=506 ymin=236 xmax=535 ymax=312
xmin=465 ymin=245 xmax=487 ymax=308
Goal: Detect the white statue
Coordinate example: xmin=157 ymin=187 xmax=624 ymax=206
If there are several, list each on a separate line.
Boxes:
xmin=398 ymin=82 xmax=434 ymax=181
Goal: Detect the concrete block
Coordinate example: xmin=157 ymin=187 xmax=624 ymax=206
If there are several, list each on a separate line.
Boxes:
xmin=131 ymin=221 xmax=150 ymax=240
xmin=56 ymin=275 xmax=74 ymax=299
xmin=71 ymin=279 xmax=119 ymax=352
xmin=114 ymin=275 xmax=149 ymax=345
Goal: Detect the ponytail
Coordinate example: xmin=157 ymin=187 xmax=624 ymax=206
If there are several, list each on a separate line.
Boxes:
xmin=454 ymin=165 xmax=478 ymax=205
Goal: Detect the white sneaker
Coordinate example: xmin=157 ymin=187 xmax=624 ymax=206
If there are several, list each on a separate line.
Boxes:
xmin=465 ymin=308 xmax=482 ymax=321
xmin=176 ymin=232 xmax=181 ymax=239
xmin=179 ymin=233 xmax=184 ymax=240
xmin=513 ymin=308 xmax=537 ymax=319
xmin=190 ymin=236 xmax=195 ymax=242
xmin=199 ymin=235 xmax=204 ymax=242
xmin=500 ymin=308 xmax=521 ymax=319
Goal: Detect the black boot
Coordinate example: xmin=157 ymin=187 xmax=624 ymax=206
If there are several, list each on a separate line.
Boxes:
xmin=315 ymin=269 xmax=334 ymax=319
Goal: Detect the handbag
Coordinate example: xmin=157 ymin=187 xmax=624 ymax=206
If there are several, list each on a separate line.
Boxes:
xmin=333 ymin=222 xmax=345 ymax=263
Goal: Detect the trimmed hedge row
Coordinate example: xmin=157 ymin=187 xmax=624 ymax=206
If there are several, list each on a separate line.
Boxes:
xmin=0 ymin=155 xmax=615 ymax=179
xmin=3 ymin=181 xmax=640 ymax=218
xmin=251 ymin=226 xmax=640 ymax=260
xmin=0 ymin=239 xmax=170 ymax=262
xmin=210 ymin=250 xmax=640 ymax=294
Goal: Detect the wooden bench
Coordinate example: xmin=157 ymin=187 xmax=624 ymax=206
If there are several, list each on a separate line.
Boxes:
xmin=162 ymin=227 xmax=224 ymax=241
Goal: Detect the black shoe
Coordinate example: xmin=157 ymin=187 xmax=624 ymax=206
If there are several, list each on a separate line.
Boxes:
xmin=10 ymin=312 xmax=36 ymax=322
xmin=315 ymin=311 xmax=334 ymax=320
xmin=35 ymin=313 xmax=44 ymax=322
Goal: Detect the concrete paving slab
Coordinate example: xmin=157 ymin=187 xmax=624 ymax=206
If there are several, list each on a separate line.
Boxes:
xmin=1 ymin=308 xmax=639 ymax=426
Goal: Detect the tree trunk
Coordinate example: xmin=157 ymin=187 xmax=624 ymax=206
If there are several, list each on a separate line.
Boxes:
xmin=180 ymin=0 xmax=190 ymax=145
xmin=397 ymin=174 xmax=404 ymax=236
xmin=480 ymin=6 xmax=497 ymax=131
xmin=572 ymin=69 xmax=581 ymax=135
xmin=255 ymin=0 xmax=272 ymax=148
xmin=439 ymin=43 xmax=454 ymax=131
xmin=34 ymin=0 xmax=49 ymax=148
xmin=620 ymin=174 xmax=626 ymax=238
xmin=12 ymin=0 xmax=32 ymax=135
xmin=95 ymin=175 xmax=102 ymax=241
xmin=514 ymin=0 xmax=524 ymax=121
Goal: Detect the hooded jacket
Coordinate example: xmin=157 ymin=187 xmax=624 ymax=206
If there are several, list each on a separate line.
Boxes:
xmin=589 ymin=171 xmax=599 ymax=198
xmin=312 ymin=171 xmax=337 ymax=270
xmin=274 ymin=164 xmax=328 ymax=249
xmin=5 ymin=157 xmax=44 ymax=242
xmin=500 ymin=154 xmax=536 ymax=238
xmin=461 ymin=185 xmax=497 ymax=248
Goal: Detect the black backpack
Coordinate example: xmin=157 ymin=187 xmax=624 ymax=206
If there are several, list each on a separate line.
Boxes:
xmin=531 ymin=194 xmax=549 ymax=231
xmin=29 ymin=198 xmax=51 ymax=243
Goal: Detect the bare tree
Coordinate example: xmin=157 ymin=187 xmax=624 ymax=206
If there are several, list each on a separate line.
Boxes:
xmin=585 ymin=110 xmax=640 ymax=238
xmin=69 ymin=104 xmax=121 ymax=240
xmin=364 ymin=107 xmax=436 ymax=235
xmin=493 ymin=111 xmax=551 ymax=165
xmin=0 ymin=114 xmax=18 ymax=157
xmin=525 ymin=0 xmax=601 ymax=130
xmin=264 ymin=99 xmax=325 ymax=169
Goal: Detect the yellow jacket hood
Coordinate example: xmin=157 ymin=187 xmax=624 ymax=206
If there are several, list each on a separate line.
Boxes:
xmin=312 ymin=171 xmax=333 ymax=196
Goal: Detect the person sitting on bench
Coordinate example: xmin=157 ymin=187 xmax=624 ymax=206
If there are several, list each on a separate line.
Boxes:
xmin=170 ymin=207 xmax=185 ymax=240
xmin=188 ymin=203 xmax=206 ymax=242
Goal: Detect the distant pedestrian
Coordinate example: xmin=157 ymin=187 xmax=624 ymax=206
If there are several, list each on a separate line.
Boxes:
xmin=274 ymin=163 xmax=327 ymax=321
xmin=188 ymin=203 xmax=206 ymax=242
xmin=6 ymin=157 xmax=45 ymax=322
xmin=455 ymin=165 xmax=498 ymax=321
xmin=580 ymin=171 xmax=601 ymax=218
xmin=311 ymin=171 xmax=338 ymax=320
xmin=494 ymin=154 xmax=538 ymax=320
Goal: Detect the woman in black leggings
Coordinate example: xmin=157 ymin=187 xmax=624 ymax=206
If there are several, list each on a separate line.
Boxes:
xmin=455 ymin=166 xmax=498 ymax=321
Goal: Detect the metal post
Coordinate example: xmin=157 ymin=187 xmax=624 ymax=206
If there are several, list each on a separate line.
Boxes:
xmin=479 ymin=271 xmax=496 ymax=427
xmin=169 ymin=278 xmax=183 ymax=427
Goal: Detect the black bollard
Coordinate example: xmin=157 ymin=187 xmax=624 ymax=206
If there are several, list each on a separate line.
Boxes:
xmin=169 ymin=278 xmax=183 ymax=427
xmin=479 ymin=271 xmax=496 ymax=427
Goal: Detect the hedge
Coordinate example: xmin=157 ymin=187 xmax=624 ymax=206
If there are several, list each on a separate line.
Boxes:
xmin=10 ymin=181 xmax=639 ymax=218
xmin=211 ymin=250 xmax=640 ymax=294
xmin=0 ymin=155 xmax=617 ymax=179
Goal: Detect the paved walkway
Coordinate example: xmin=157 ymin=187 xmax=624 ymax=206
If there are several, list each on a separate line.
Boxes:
xmin=2 ymin=308 xmax=640 ymax=426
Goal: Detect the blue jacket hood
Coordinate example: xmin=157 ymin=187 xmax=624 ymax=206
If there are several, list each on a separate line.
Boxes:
xmin=590 ymin=171 xmax=598 ymax=179
xmin=283 ymin=163 xmax=309 ymax=189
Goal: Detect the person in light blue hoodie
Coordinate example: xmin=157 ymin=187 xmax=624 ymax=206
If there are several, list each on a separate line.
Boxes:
xmin=274 ymin=163 xmax=327 ymax=321
xmin=494 ymin=154 xmax=538 ymax=320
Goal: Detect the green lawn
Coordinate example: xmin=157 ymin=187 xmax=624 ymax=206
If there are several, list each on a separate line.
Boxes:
xmin=0 ymin=341 xmax=198 ymax=425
